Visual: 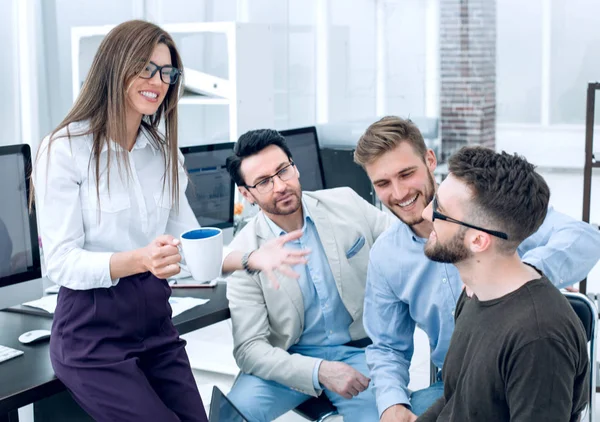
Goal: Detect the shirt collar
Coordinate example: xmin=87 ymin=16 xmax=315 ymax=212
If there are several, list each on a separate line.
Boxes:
xmin=395 ymin=221 xmax=426 ymax=243
xmin=263 ymin=198 xmax=312 ymax=237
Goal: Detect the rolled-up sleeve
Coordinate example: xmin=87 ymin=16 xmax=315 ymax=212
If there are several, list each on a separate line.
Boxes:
xmin=35 ymin=138 xmax=115 ymax=289
xmin=519 ymin=207 xmax=600 ymax=288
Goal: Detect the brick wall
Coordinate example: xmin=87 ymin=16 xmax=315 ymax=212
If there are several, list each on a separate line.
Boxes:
xmin=440 ymin=0 xmax=496 ymax=162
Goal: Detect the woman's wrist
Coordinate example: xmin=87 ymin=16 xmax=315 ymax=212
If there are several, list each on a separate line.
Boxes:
xmin=132 ymin=248 xmax=149 ymax=273
xmin=111 ymin=249 xmax=147 ymax=279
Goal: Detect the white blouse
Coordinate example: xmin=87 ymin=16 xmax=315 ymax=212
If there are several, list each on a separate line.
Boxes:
xmin=34 ymin=121 xmax=200 ymax=290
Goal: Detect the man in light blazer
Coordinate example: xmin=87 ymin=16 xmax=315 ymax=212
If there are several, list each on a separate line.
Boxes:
xmin=224 ymin=129 xmax=393 ymax=422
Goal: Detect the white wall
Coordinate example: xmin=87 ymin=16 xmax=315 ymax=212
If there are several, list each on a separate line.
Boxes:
xmin=0 ymin=0 xmax=20 ymax=146
xmin=39 ymin=0 xmax=431 ymax=139
xmin=48 ymin=0 xmax=138 ymax=128
xmin=497 ymin=0 xmax=543 ymax=123
xmin=497 ymin=0 xmax=600 ymax=126
xmin=383 ymin=0 xmax=428 ymax=118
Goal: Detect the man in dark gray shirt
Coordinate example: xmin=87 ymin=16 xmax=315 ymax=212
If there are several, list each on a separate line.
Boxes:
xmin=417 ymin=146 xmax=589 ymax=422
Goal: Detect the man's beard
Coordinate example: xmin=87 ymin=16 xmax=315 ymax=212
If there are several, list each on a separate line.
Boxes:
xmin=256 ymin=188 xmax=302 ymax=216
xmin=424 ymin=228 xmax=471 ymax=264
xmin=391 ymin=170 xmax=436 ymax=227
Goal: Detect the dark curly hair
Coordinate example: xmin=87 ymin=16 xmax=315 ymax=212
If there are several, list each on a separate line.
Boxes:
xmin=448 ymin=146 xmax=550 ymax=253
xmin=226 ymin=129 xmax=294 ymax=187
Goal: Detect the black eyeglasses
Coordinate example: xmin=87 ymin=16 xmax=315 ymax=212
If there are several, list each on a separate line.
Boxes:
xmin=139 ymin=61 xmax=181 ymax=85
xmin=432 ymin=196 xmax=508 ymax=240
xmin=245 ymin=162 xmax=296 ymax=194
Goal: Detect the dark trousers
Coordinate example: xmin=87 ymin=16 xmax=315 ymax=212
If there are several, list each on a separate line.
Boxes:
xmin=50 ymin=272 xmax=208 ymax=422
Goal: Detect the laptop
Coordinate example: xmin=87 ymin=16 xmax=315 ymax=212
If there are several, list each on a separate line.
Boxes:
xmin=209 ymin=386 xmax=248 ymax=421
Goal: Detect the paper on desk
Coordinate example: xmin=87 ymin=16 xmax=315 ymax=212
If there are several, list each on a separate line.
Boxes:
xmin=169 ymin=297 xmax=210 ymax=318
xmin=23 ymin=295 xmax=58 ymax=314
xmin=22 ymin=294 xmax=208 ymax=318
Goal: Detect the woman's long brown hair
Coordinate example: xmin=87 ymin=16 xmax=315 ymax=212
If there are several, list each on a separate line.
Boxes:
xmin=32 ymin=20 xmax=183 ymax=211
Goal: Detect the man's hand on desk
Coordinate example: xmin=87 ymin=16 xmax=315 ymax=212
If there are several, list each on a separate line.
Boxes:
xmin=318 ymin=361 xmax=370 ymax=400
xmin=247 ymin=230 xmax=310 ymax=289
xmin=380 ymin=404 xmax=417 ymax=422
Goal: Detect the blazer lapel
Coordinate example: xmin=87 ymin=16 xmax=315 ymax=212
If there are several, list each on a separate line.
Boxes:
xmin=256 ymin=213 xmax=305 ymax=326
xmin=303 ymin=195 xmax=343 ymax=296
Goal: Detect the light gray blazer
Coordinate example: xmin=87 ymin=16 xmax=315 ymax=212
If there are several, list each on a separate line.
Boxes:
xmin=226 ymin=187 xmax=393 ymax=396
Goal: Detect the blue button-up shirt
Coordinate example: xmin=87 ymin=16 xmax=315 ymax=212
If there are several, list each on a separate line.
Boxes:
xmin=364 ymin=207 xmax=600 ymax=416
xmin=264 ymin=201 xmax=353 ymax=388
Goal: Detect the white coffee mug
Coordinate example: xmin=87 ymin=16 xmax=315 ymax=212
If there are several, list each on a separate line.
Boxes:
xmin=179 ymin=227 xmax=223 ymax=282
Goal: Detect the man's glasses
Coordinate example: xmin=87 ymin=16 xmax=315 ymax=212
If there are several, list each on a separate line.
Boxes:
xmin=139 ymin=61 xmax=181 ymax=85
xmin=432 ymin=196 xmax=508 ymax=240
xmin=245 ymin=162 xmax=296 ymax=194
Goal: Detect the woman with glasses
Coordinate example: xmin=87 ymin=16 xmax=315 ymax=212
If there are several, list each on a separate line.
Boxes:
xmin=33 ymin=20 xmax=207 ymax=421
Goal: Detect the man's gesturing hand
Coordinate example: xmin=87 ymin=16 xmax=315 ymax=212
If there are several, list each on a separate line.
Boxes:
xmin=248 ymin=229 xmax=310 ymax=288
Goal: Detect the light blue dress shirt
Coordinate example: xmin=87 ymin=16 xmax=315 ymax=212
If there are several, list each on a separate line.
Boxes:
xmin=264 ymin=201 xmax=353 ymax=389
xmin=364 ymin=207 xmax=600 ymax=416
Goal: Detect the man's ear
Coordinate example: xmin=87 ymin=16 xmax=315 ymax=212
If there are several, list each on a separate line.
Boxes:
xmin=469 ymin=231 xmax=492 ymax=254
xmin=238 ymin=186 xmax=254 ymax=205
xmin=425 ymin=148 xmax=438 ymax=173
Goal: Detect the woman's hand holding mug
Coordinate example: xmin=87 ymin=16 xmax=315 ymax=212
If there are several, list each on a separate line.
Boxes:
xmin=141 ymin=234 xmax=182 ymax=279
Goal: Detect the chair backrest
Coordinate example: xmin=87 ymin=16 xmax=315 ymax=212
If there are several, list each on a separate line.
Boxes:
xmin=567 ymin=294 xmax=595 ymax=341
xmin=563 ymin=292 xmax=597 ymax=422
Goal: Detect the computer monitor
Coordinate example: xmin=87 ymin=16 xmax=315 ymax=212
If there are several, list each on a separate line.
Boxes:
xmin=0 ymin=144 xmax=43 ymax=310
xmin=181 ymin=143 xmax=235 ymax=244
xmin=320 ymin=147 xmax=377 ymax=205
xmin=280 ymin=127 xmax=325 ymax=192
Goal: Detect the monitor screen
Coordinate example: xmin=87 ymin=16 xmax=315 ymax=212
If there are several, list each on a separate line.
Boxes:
xmin=280 ymin=127 xmax=325 ymax=192
xmin=0 ymin=144 xmax=41 ymax=288
xmin=181 ymin=143 xmax=235 ymax=229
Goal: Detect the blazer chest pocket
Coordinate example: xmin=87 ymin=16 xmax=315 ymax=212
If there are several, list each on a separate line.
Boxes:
xmin=345 ymin=236 xmax=366 ymax=259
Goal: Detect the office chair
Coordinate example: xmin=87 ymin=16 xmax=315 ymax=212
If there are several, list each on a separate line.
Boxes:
xmin=563 ymin=292 xmax=597 ymax=422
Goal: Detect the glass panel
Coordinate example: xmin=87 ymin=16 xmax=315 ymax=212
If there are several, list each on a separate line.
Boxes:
xmin=385 ymin=0 xmax=427 ymax=117
xmin=550 ymin=0 xmax=600 ymax=124
xmin=497 ymin=0 xmax=543 ymax=123
xmin=329 ymin=0 xmax=376 ymax=122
